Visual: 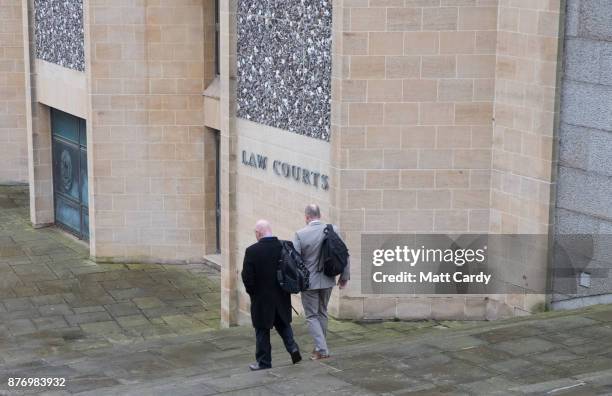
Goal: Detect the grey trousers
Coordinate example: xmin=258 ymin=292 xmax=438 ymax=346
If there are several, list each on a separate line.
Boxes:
xmin=301 ymin=288 xmax=333 ymax=355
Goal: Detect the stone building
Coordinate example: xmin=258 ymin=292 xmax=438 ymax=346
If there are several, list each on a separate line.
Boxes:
xmin=1 ymin=0 xmax=610 ymax=326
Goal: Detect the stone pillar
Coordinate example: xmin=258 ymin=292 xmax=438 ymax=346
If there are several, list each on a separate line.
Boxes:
xmin=491 ymin=1 xmax=564 ymax=313
xmin=491 ymin=1 xmax=563 ymax=235
xmin=87 ymin=0 xmax=208 ymax=263
xmin=219 ymin=0 xmax=239 ymax=327
xmin=23 ymin=0 xmax=54 ymax=227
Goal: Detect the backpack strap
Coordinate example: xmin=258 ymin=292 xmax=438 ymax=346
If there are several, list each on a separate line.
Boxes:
xmin=316 ymin=241 xmax=324 ymax=273
xmin=278 ymin=240 xmax=287 ymax=269
xmin=315 ymin=224 xmax=333 ymax=273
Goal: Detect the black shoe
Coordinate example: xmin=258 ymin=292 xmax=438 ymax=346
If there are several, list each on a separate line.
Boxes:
xmin=291 ymin=350 xmax=302 ymax=364
xmin=249 ymin=363 xmax=271 ymax=371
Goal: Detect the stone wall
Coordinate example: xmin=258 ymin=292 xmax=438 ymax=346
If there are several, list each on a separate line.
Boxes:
xmin=489 ymin=0 xmax=563 ymax=314
xmin=0 ymin=0 xmax=28 ymax=184
xmin=333 ymin=0 xmax=500 ymax=320
xmin=22 ymin=0 xmax=54 ymax=227
xmin=490 ymin=0 xmax=562 ymax=235
xmin=553 ymin=0 xmax=612 ymax=306
xmin=88 ymin=0 xmax=208 ymax=263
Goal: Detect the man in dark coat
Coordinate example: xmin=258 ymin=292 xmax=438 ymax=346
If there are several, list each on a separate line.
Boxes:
xmin=241 ymin=219 xmax=302 ymax=370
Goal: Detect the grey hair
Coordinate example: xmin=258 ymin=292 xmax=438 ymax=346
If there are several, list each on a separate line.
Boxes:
xmin=255 ymin=219 xmax=272 ymax=234
xmin=305 ymin=204 xmax=321 ymax=219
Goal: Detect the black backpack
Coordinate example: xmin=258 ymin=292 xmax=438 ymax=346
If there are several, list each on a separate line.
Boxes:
xmin=317 ymin=224 xmax=349 ymax=277
xmin=277 ymin=240 xmax=310 ymax=294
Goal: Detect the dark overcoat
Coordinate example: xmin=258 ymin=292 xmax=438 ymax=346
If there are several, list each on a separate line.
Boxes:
xmin=241 ymin=237 xmax=292 ymax=329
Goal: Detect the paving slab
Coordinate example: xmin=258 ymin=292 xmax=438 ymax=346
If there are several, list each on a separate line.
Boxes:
xmin=491 ymin=336 xmax=558 ymax=356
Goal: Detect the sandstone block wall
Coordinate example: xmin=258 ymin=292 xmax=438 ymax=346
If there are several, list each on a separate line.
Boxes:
xmin=88 ymin=0 xmax=210 ymax=263
xmin=0 ymin=0 xmax=28 ymax=184
xmin=490 ymin=0 xmax=562 ymax=236
xmin=333 ymin=0 xmax=501 ymax=319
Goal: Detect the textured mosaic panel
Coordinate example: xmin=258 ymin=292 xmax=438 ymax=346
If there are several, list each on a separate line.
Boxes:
xmin=237 ymin=0 xmax=332 ymax=141
xmin=34 ymin=0 xmax=85 ymax=72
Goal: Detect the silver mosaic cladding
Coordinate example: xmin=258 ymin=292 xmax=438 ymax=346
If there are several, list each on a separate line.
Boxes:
xmin=34 ymin=0 xmax=85 ymax=72
xmin=237 ymin=0 xmax=332 ymax=141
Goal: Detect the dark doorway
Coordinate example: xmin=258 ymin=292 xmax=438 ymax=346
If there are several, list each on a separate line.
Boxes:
xmin=214 ymin=131 xmax=221 ymax=253
xmin=204 ymin=128 xmax=221 ymax=256
xmin=215 ymin=0 xmax=220 ymax=76
xmin=51 ymin=109 xmax=89 ymax=240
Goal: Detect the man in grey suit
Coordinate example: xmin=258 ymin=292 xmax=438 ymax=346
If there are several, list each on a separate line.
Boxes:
xmin=293 ymin=204 xmax=350 ymax=360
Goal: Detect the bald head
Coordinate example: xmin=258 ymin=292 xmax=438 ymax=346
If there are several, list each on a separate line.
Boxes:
xmin=305 ymin=204 xmax=321 ymax=224
xmin=254 ymin=219 xmax=273 ymax=241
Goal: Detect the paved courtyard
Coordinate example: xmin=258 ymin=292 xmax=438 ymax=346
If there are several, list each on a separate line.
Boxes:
xmin=0 ymin=185 xmax=222 ymax=342
xmin=2 ymin=185 xmax=612 ymax=395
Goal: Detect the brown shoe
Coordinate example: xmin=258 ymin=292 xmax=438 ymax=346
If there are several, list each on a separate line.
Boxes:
xmin=310 ymin=351 xmax=330 ymax=360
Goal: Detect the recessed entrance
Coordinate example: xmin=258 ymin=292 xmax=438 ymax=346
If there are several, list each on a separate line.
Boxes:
xmin=214 ymin=130 xmax=221 ymax=253
xmin=51 ymin=109 xmax=89 ymax=240
xmin=204 ymin=128 xmax=221 ymax=256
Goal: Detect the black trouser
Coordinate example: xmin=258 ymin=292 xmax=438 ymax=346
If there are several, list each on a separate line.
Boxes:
xmin=255 ymin=311 xmax=299 ymax=368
